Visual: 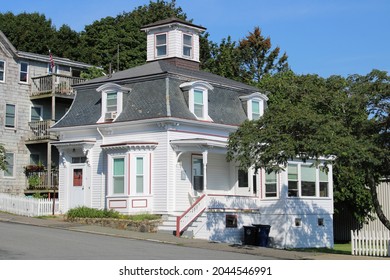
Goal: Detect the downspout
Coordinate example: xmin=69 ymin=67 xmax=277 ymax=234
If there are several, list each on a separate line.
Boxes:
xmin=97 ymin=127 xmax=105 ymax=209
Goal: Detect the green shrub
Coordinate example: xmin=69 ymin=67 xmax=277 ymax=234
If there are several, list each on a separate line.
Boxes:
xmin=66 ymin=206 xmax=121 ymax=219
xmin=66 ymin=206 xmax=160 ymax=221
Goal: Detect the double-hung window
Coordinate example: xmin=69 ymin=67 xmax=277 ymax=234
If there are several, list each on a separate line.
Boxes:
xmin=5 ymin=104 xmax=16 ymax=128
xmin=301 ymin=165 xmax=316 ymax=196
xmin=251 ymin=100 xmax=261 ymax=120
xmin=288 ymin=164 xmax=299 ymax=197
xmin=135 ymin=157 xmax=144 ymax=194
xmin=193 ymin=89 xmax=204 ymax=118
xmin=156 ymin=33 xmax=167 ymax=57
xmin=0 ymin=60 xmax=5 ymax=82
xmin=265 ymin=171 xmax=278 ymax=197
xmin=180 ymin=81 xmax=213 ymax=121
xmin=19 ymin=62 xmax=28 ymax=83
xmin=106 ymin=92 xmax=118 ymax=112
xmin=319 ymin=169 xmax=329 ymax=197
xmin=183 ymin=34 xmax=192 ymax=57
xmin=192 ymin=156 xmax=204 ymax=191
xmin=113 ymin=157 xmax=125 ymax=194
xmin=4 ymin=152 xmax=15 ymax=178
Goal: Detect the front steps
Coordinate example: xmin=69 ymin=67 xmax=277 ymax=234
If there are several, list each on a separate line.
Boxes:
xmin=158 ymin=214 xmax=206 ymax=238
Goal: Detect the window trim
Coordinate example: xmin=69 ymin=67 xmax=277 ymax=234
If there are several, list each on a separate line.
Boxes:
xmin=155 ymin=32 xmax=168 ymax=58
xmin=0 ymin=60 xmax=5 ymax=83
xmin=5 ymin=103 xmax=16 ymax=129
xmin=287 ymin=162 xmax=330 ymax=198
xmin=96 ymin=83 xmax=131 ymax=123
xmin=239 ymin=92 xmax=268 ymax=121
xmin=182 ymin=33 xmax=193 ymax=58
xmin=192 ymin=155 xmax=204 ymax=192
xmin=264 ymin=170 xmax=279 ymax=198
xmin=109 ymin=155 xmax=127 ymax=196
xmin=19 ymin=61 xmax=29 ymax=83
xmin=4 ymin=152 xmax=15 ymax=178
xmin=180 ymin=81 xmax=214 ymax=121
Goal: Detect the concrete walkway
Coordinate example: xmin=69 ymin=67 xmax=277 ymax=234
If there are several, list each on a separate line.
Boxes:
xmin=0 ymin=212 xmax=387 ymax=260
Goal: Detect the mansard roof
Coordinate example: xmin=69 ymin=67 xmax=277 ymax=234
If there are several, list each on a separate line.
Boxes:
xmin=53 ymin=60 xmax=265 ymax=129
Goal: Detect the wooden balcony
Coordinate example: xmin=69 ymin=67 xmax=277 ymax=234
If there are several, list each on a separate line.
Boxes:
xmin=30 ymin=74 xmax=86 ymax=98
xmin=27 ymin=120 xmax=58 ymax=143
xmin=24 ymin=169 xmax=59 ymax=191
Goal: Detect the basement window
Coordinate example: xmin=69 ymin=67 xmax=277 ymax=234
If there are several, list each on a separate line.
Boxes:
xmin=226 ymin=215 xmax=238 ymax=228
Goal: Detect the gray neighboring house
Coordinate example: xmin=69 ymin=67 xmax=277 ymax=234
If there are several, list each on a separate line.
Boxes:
xmin=0 ymin=30 xmax=94 ymax=195
xmin=52 ymin=18 xmax=334 ymax=248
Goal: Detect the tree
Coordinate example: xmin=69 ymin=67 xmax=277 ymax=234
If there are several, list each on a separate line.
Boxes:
xmin=227 ymin=70 xmax=390 ymax=229
xmin=0 ymin=144 xmax=5 ymax=171
xmin=0 ymin=12 xmax=57 ymax=54
xmin=80 ymin=67 xmax=106 ymax=80
xmin=201 ymin=36 xmax=243 ymax=82
xmin=239 ymin=27 xmax=288 ymax=84
xmin=79 ymin=0 xmax=188 ymax=72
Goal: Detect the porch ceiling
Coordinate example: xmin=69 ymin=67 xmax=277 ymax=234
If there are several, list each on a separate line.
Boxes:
xmin=170 ymin=138 xmax=227 ymax=154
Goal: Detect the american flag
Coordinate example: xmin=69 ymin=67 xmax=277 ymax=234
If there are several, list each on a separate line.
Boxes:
xmin=49 ymin=50 xmax=55 ymax=71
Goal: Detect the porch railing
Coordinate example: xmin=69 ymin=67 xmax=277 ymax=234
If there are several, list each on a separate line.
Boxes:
xmin=176 ymin=194 xmax=207 ymax=237
xmin=28 ymin=120 xmax=57 ymax=141
xmin=31 ymin=74 xmax=86 ymax=97
xmin=25 ymin=169 xmax=59 ymax=190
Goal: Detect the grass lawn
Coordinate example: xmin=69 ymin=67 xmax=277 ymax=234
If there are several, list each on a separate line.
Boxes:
xmin=289 ymin=242 xmax=351 ymax=255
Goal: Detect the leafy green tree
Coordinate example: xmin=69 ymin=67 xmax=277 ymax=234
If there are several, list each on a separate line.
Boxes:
xmin=239 ymin=27 xmax=288 ymax=84
xmin=0 ymin=12 xmax=56 ymax=54
xmin=80 ymin=67 xmax=106 ymax=80
xmin=202 ymin=36 xmax=243 ymax=82
xmin=0 ymin=144 xmax=5 ymax=171
xmin=227 ymin=70 xmax=390 ymax=229
xmin=79 ymin=0 xmax=188 ymax=72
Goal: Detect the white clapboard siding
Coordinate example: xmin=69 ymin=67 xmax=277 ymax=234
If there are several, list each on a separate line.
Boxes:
xmin=351 ymin=229 xmax=390 ymax=257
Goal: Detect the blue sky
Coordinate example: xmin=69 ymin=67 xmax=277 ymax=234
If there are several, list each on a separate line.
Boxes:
xmin=1 ymin=0 xmax=389 ymax=77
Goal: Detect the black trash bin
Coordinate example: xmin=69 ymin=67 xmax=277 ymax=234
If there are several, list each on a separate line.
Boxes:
xmin=252 ymin=224 xmax=271 ymax=247
xmin=243 ymin=226 xmax=258 ymax=245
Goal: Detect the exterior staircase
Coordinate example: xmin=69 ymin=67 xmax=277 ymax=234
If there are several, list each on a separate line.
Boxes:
xmin=158 ymin=194 xmax=208 ymax=238
xmin=158 ymin=213 xmax=207 ymax=238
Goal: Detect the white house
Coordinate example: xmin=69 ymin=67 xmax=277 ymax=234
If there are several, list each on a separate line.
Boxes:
xmin=51 ymin=18 xmax=334 ymax=248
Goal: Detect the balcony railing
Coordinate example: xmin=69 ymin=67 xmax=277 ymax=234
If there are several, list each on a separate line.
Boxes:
xmin=25 ymin=169 xmax=59 ymax=190
xmin=27 ymin=120 xmax=57 ymax=142
xmin=31 ymin=74 xmax=86 ymax=97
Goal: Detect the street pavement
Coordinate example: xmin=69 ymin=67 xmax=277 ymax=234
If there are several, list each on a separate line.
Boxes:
xmin=0 ymin=212 xmax=387 ymax=260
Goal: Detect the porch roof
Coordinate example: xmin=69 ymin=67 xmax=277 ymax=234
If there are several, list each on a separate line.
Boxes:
xmin=170 ymin=138 xmax=227 ymax=153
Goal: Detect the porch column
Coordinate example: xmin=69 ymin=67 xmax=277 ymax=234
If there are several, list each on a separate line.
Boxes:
xmin=202 ymin=149 xmax=208 ymax=192
xmin=51 ymin=74 xmax=56 ymax=121
xmin=47 ymin=143 xmax=52 ymax=189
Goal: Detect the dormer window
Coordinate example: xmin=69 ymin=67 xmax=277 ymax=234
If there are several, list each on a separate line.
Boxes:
xmin=251 ymin=100 xmax=261 ymax=120
xmin=96 ymin=83 xmax=131 ymax=123
xmin=239 ymin=92 xmax=268 ymax=121
xmin=193 ymin=89 xmax=204 ymax=118
xmin=156 ymin=33 xmax=167 ymax=57
xmin=106 ymin=92 xmax=118 ymax=113
xmin=180 ymin=81 xmax=214 ymax=121
xmin=183 ymin=34 xmax=192 ymax=57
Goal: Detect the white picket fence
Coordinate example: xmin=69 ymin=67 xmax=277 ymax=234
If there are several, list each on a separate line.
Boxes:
xmin=0 ymin=193 xmax=59 ymax=217
xmin=351 ymin=229 xmax=390 ymax=257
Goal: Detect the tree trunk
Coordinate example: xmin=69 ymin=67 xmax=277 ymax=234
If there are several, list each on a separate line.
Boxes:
xmin=368 ymin=175 xmax=390 ymax=231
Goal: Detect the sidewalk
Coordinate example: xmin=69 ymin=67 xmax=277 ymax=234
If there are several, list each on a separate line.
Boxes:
xmin=0 ymin=212 xmax=386 ymax=260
